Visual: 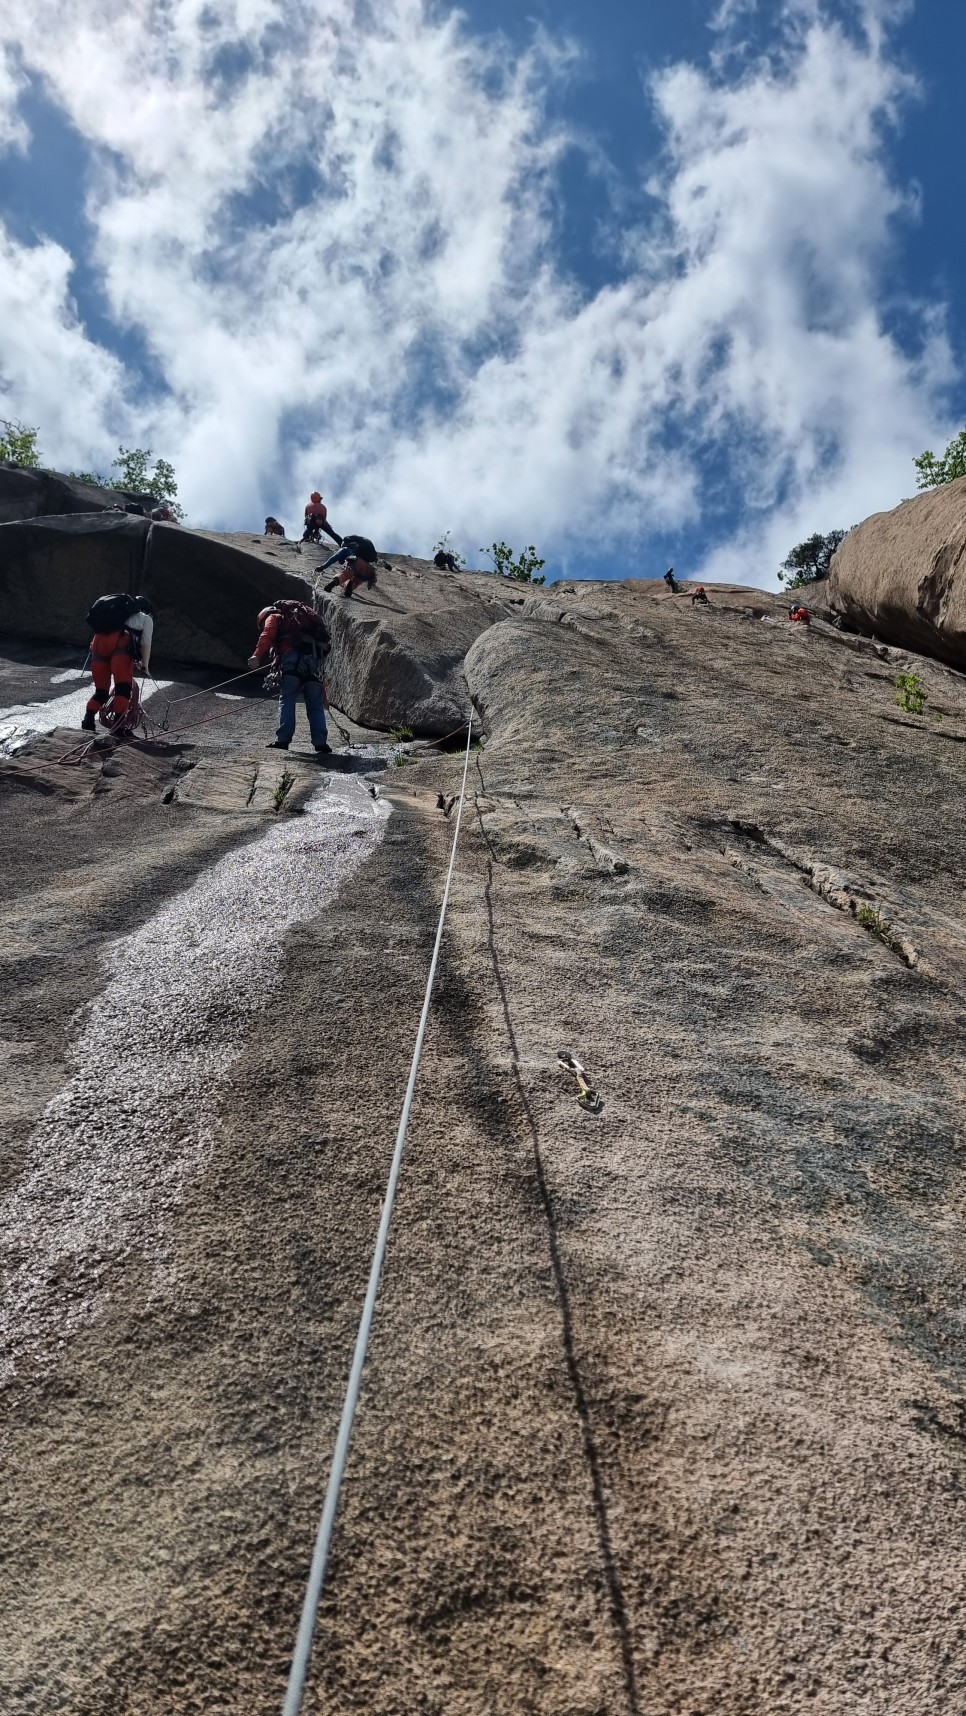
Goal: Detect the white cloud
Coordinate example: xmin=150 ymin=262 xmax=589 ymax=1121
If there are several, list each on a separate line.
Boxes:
xmin=0 ymin=0 xmax=956 ymax=584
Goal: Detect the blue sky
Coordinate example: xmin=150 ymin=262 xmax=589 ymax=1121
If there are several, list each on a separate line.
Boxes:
xmin=0 ymin=0 xmax=963 ymax=586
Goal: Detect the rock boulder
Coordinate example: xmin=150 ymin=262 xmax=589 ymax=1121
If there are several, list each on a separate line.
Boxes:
xmin=140 ymin=526 xmax=314 ymax=669
xmin=0 ymin=513 xmax=150 ymax=645
xmin=319 ymin=557 xmax=506 ymax=734
xmin=0 ymin=462 xmax=153 ymax=523
xmin=827 ymin=477 xmax=966 ymax=669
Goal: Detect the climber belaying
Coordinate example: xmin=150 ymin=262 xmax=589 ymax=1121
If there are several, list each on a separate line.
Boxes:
xmin=248 ymin=598 xmax=332 ymax=755
xmin=81 ymin=593 xmax=155 ymax=733
xmin=663 ymin=567 xmax=682 ymax=594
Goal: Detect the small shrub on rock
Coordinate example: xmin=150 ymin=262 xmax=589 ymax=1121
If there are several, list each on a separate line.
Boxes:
xmin=894 ymin=672 xmax=926 ymax=716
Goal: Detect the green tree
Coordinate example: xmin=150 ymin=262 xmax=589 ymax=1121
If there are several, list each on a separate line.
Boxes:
xmin=0 ymin=419 xmax=42 ymax=467
xmin=913 ymin=428 xmax=966 ymax=490
xmin=112 ymin=445 xmax=184 ymax=517
xmin=480 ymin=540 xmax=546 ymax=584
xmin=778 ymin=529 xmax=847 ymax=589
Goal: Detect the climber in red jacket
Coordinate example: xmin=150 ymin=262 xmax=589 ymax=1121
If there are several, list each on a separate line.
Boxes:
xmin=248 ymin=599 xmax=331 ymax=754
xmin=302 ymin=492 xmax=342 ymax=547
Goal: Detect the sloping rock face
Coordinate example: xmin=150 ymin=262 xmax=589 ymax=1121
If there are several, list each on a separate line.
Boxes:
xmin=0 ymin=519 xmax=313 ymax=667
xmin=319 ymin=555 xmax=506 ymax=734
xmin=0 ymin=513 xmax=149 ymax=644
xmin=3 ymin=577 xmax=966 ymax=1713
xmin=827 ymin=477 xmax=966 ymax=667
xmin=140 ymin=525 xmax=314 ymax=669
xmin=0 ymin=462 xmax=153 ymax=522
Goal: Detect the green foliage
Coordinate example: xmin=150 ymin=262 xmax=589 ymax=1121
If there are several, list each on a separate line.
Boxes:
xmin=387 ymin=725 xmax=414 ymax=741
xmin=480 ymin=540 xmax=546 ymax=584
xmin=777 ymin=529 xmax=847 ymax=588
xmin=432 ymin=531 xmax=465 ymax=568
xmin=894 ymin=672 xmax=926 ymax=716
xmin=913 ymin=428 xmax=966 ymax=490
xmin=112 ymin=445 xmax=184 ymax=517
xmin=272 ymin=768 xmax=295 ymax=812
xmin=0 ymin=419 xmax=42 ymax=467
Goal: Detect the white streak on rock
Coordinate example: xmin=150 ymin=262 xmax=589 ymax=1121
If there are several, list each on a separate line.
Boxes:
xmin=0 ymin=682 xmax=173 ymax=755
xmin=0 ymin=775 xmax=389 ymax=1389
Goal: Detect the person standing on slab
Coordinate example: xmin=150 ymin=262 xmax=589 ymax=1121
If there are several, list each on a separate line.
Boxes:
xmin=248 ymin=598 xmax=332 ymax=755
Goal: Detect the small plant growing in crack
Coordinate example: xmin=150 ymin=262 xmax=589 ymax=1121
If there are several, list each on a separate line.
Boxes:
xmin=387 ymin=725 xmax=414 ymax=741
xmin=393 ymin=753 xmax=417 ymax=768
xmin=895 ymin=672 xmax=926 ymax=716
xmin=272 ymin=767 xmax=295 ymax=811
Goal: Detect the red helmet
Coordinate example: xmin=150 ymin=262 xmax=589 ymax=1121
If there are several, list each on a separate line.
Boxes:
xmin=310 ymin=490 xmax=322 ymax=502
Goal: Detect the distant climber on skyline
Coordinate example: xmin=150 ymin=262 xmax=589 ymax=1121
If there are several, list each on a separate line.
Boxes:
xmin=264 ymin=516 xmax=285 ymax=536
xmin=663 ymin=567 xmax=682 ymax=594
xmin=302 ymin=491 xmax=342 ymax=547
xmin=690 ymin=585 xmax=709 ymax=606
xmin=434 ymin=547 xmax=460 ymax=572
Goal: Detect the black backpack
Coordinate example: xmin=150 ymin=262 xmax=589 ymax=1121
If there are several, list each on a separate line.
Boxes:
xmin=87 ymin=592 xmax=140 ymax=632
xmin=342 ymin=534 xmax=377 ymax=563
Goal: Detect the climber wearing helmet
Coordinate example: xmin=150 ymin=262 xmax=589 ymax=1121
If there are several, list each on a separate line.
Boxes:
xmin=248 ymin=599 xmax=332 ymax=755
xmin=302 ymin=491 xmax=342 ymax=547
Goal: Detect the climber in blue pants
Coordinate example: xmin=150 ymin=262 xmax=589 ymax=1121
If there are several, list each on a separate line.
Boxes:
xmin=248 ymin=600 xmax=331 ymax=754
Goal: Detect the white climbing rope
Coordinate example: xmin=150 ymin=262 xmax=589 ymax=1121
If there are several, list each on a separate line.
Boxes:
xmin=281 ymin=720 xmax=476 ymax=1716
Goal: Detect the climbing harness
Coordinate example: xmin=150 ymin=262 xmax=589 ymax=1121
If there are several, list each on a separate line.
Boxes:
xmin=557 ymin=1050 xmax=603 ymax=1114
xmin=280 ymin=721 xmax=475 ymax=1716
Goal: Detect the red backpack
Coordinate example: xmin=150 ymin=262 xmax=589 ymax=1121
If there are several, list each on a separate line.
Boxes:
xmin=267 ymin=599 xmax=325 ymax=653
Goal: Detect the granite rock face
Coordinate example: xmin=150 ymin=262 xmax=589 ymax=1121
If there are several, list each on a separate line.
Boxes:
xmin=0 ymin=462 xmax=155 ymax=523
xmin=0 ymin=513 xmax=150 ymax=644
xmin=827 ymin=477 xmax=966 ymax=667
xmin=140 ymin=526 xmax=314 ymax=669
xmin=318 ymin=555 xmax=506 ymax=734
xmin=0 ymin=518 xmax=313 ymax=667
xmin=3 ymin=571 xmax=966 ymax=1714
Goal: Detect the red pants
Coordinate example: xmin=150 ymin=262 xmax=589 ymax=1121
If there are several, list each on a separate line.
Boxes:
xmin=87 ymin=630 xmax=135 ymax=718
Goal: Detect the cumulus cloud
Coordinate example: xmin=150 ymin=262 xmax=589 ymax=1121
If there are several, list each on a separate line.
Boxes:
xmin=0 ymin=0 xmax=955 ymax=583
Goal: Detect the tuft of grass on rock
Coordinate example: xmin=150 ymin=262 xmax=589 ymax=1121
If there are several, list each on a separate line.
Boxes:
xmin=894 ymin=672 xmax=926 ymax=716
xmin=388 ymin=725 xmax=415 ymax=741
xmin=272 ymin=767 xmax=295 ymax=811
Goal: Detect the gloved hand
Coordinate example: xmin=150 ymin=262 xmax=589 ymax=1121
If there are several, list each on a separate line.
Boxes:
xmin=247 ymin=655 xmax=261 ymax=670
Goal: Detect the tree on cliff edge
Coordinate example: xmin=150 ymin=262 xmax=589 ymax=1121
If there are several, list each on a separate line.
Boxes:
xmin=914 ymin=428 xmax=966 ymax=490
xmin=778 ymin=530 xmax=847 ymax=589
xmin=0 ymin=420 xmax=42 ymax=467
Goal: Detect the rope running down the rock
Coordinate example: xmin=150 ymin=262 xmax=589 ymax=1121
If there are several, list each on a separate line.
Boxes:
xmin=280 ymin=718 xmax=475 ymax=1716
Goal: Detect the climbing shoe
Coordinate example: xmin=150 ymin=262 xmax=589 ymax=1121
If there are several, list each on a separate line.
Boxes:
xmin=266 ymin=740 xmax=289 ymax=749
xmin=81 ymin=712 xmax=96 ymax=732
xmin=314 ymin=742 xmax=331 ymax=756
xmin=322 ymin=578 xmax=340 ymax=593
